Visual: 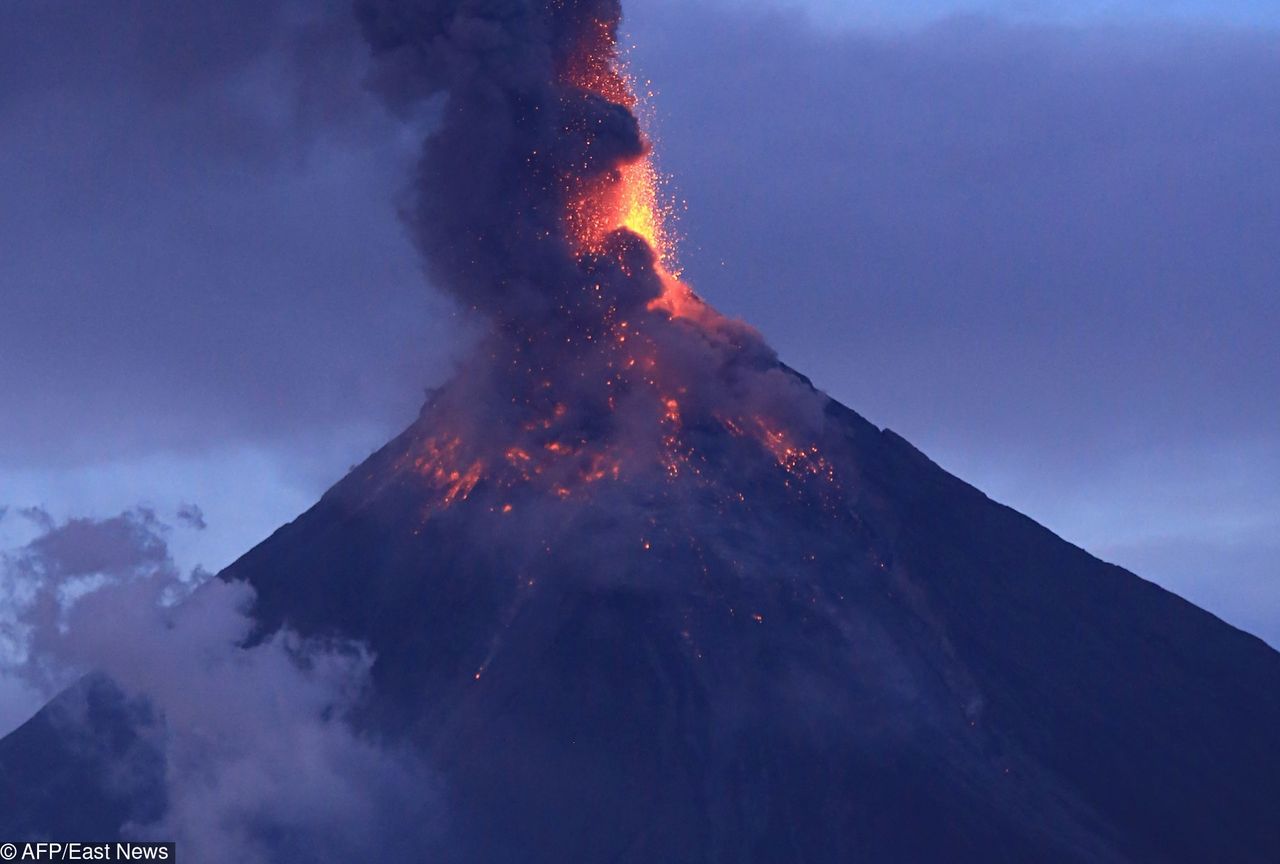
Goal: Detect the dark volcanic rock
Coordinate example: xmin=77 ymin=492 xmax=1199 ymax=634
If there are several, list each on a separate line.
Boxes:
xmin=2 ymin=386 xmax=1278 ymax=862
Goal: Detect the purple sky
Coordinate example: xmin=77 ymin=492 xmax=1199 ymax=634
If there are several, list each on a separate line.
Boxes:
xmin=1 ymin=0 xmax=1276 ymax=648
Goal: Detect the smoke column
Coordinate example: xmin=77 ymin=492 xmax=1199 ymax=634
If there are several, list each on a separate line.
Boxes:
xmin=354 ymin=0 xmax=837 ymax=518
xmin=357 ymin=0 xmax=659 ymax=325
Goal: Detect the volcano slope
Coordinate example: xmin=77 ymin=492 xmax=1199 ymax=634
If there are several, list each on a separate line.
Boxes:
xmin=226 ymin=356 xmax=1280 ymax=863
xmin=2 ymin=356 xmax=1279 ymax=863
xmin=223 ymin=368 xmax=1280 ymax=864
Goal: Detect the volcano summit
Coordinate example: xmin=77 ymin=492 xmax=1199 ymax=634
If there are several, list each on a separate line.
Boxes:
xmin=2 ymin=1 xmax=1278 ymax=861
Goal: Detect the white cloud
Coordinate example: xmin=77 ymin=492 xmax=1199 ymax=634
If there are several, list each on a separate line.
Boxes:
xmin=0 ymin=509 xmax=439 ymax=861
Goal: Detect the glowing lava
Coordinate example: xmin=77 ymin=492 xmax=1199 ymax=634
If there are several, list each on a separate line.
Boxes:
xmin=562 ymin=33 xmax=690 ymax=312
xmin=395 ymin=12 xmax=844 ymax=516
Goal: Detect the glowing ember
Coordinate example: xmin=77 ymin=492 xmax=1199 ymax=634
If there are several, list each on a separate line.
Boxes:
xmin=563 ymin=31 xmax=687 ymax=304
xmin=383 ymin=10 xmax=846 ymax=519
xmin=754 ymin=421 xmax=839 ymax=487
xmin=411 ymin=437 xmax=485 ymax=509
xmin=619 ymin=156 xmax=679 ymax=274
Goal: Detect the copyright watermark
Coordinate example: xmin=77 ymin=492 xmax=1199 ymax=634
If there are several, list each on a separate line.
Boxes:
xmin=0 ymin=843 xmax=172 ymax=861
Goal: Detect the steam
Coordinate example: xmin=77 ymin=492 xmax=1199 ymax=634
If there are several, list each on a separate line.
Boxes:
xmin=176 ymin=503 xmax=208 ymax=531
xmin=0 ymin=510 xmax=437 ymax=862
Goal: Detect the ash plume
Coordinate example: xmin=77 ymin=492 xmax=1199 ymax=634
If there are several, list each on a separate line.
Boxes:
xmin=349 ymin=0 xmax=843 ymax=524
xmin=356 ymin=0 xmax=656 ymax=326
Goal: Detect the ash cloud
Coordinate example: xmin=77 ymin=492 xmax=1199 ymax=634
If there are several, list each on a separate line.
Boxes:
xmin=176 ymin=504 xmax=208 ymax=532
xmin=0 ymin=510 xmax=438 ymax=861
xmin=356 ymin=0 xmax=655 ymax=324
xmin=17 ymin=507 xmax=56 ymax=534
xmin=0 ymin=0 xmax=445 ymax=471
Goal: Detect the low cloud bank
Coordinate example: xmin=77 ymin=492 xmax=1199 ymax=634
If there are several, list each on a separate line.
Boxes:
xmin=0 ymin=508 xmax=438 ymax=862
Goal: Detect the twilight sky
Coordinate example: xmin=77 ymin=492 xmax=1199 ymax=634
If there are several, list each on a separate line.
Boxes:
xmin=1 ymin=0 xmax=1276 ymax=647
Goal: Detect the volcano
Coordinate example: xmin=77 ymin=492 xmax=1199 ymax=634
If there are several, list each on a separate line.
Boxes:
xmin=169 ymin=375 xmax=1280 ymax=863
xmin=3 ymin=0 xmax=1279 ymax=861
xmin=4 ymin=372 xmax=1280 ymax=861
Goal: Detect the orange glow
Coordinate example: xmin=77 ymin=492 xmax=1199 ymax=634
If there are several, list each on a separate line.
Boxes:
xmin=566 ymin=149 xmax=680 ymax=280
xmin=583 ymin=452 xmax=622 ymax=483
xmin=618 ymin=157 xmax=678 ymax=274
xmin=411 ymin=437 xmax=485 ymax=509
xmin=403 ymin=395 xmax=637 ymax=508
xmin=563 ymin=31 xmax=691 ymax=312
xmin=753 ymin=421 xmax=838 ymax=487
xmin=389 ymin=23 xmax=850 ymax=515
xmin=647 ymin=269 xmax=703 ymax=320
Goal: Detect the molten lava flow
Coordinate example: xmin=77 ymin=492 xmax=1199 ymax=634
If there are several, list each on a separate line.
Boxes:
xmin=754 ymin=422 xmax=839 ymax=487
xmin=411 ymin=437 xmax=485 ymax=509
